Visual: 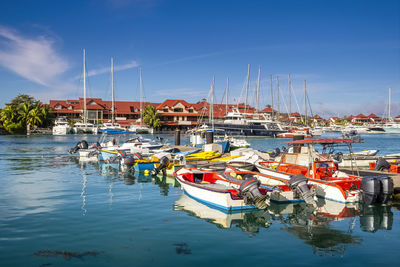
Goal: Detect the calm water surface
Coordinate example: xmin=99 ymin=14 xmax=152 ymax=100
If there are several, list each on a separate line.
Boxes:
xmin=0 ymin=133 xmax=399 ymax=266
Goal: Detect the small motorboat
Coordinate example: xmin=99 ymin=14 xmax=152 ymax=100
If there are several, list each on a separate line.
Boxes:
xmin=174 ymin=167 xmax=270 ymax=211
xmin=347 ymin=149 xmax=379 ymax=156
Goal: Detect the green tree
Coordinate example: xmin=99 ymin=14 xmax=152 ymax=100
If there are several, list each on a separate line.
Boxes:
xmin=7 ymin=94 xmax=35 ymax=108
xmin=142 ymin=105 xmax=161 ymax=129
xmin=0 ymin=94 xmax=52 ymax=134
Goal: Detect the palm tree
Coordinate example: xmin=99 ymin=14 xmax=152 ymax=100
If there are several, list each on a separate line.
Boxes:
xmin=0 ymin=105 xmax=16 ymax=125
xmin=18 ymin=103 xmax=32 ymax=125
xmin=27 ymin=108 xmax=43 ymax=128
xmin=142 ymin=105 xmax=161 ymax=129
xmin=39 ymin=104 xmax=53 ymax=127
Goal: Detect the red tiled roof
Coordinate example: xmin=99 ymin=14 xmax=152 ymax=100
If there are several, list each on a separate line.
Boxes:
xmin=260 ymin=105 xmax=277 ymax=113
xmin=159 ymin=112 xmax=202 ymax=117
xmin=156 ymin=99 xmax=193 ymax=110
xmin=355 ymin=113 xmax=367 ymax=118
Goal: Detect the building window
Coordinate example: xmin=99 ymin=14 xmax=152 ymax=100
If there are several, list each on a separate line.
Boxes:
xmin=55 ymin=104 xmax=62 ymax=109
xmin=174 ymin=108 xmax=183 ymax=112
xmin=188 ymin=109 xmax=193 ymax=113
xmin=163 ymin=108 xmax=168 ymax=112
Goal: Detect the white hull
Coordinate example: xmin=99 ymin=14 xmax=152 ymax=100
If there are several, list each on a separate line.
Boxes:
xmin=383 ymin=127 xmax=400 ymax=134
xmin=52 ymin=126 xmax=72 ymax=135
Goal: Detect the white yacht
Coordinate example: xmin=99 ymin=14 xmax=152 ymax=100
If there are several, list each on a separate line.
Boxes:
xmin=99 ymin=122 xmax=125 ymax=132
xmin=73 ymin=122 xmax=99 ymax=134
xmin=128 ymin=124 xmax=153 ymax=134
xmin=52 ymin=116 xmax=72 ymax=135
xmin=211 ymin=111 xmax=284 ymax=137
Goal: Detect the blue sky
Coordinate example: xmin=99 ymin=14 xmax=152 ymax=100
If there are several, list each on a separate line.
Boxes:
xmin=0 ymin=0 xmax=399 ymax=118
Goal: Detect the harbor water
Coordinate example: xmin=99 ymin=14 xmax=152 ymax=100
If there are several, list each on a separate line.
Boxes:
xmin=0 ymin=133 xmax=399 ymax=266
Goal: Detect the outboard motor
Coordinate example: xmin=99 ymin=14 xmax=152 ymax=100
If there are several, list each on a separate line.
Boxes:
xmin=174 ymin=154 xmax=186 ymax=166
xmin=269 ymin=147 xmax=281 ymax=158
xmin=69 ymin=140 xmax=89 ymax=154
xmin=360 ymin=177 xmax=380 ymax=205
xmin=376 ymin=176 xmax=394 ymax=204
xmin=239 ymin=178 xmax=269 ymax=209
xmin=151 ymin=156 xmax=170 ymax=176
xmin=118 ymin=150 xmax=135 ymax=172
xmin=332 ymin=152 xmax=343 ymax=163
xmin=289 ymin=174 xmax=316 ymax=206
xmin=360 ymin=205 xmax=393 ymax=233
xmin=374 ymin=158 xmax=391 ymax=171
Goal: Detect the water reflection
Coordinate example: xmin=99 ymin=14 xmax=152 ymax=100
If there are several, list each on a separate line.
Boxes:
xmin=270 ymin=200 xmax=361 ymax=257
xmin=152 ymin=174 xmax=180 ymax=196
xmin=174 ymin=193 xmax=271 ymax=232
xmin=359 ymin=204 xmax=393 ymax=233
xmin=175 ymin=194 xmax=395 ymax=256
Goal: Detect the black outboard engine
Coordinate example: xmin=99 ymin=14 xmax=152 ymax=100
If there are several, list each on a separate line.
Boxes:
xmin=239 ymin=178 xmax=269 ymax=209
xmin=269 ymin=147 xmax=281 ymax=158
xmin=360 ymin=177 xmax=380 ymax=205
xmin=360 ymin=205 xmax=393 ymax=233
xmin=69 ymin=140 xmax=89 ymax=154
xmin=151 ymin=156 xmax=170 ymax=176
xmin=332 ymin=152 xmax=343 ymax=163
xmin=118 ymin=150 xmax=135 ymax=172
xmin=376 ymin=176 xmax=394 ymax=204
xmin=374 ymin=158 xmax=391 ymax=171
xmin=289 ymin=174 xmax=316 ymax=206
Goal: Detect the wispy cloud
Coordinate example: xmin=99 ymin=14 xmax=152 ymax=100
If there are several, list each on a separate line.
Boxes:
xmin=0 ymin=25 xmax=69 ymax=86
xmin=155 ymin=88 xmax=208 ymax=98
xmin=85 ymin=60 xmax=139 ymax=78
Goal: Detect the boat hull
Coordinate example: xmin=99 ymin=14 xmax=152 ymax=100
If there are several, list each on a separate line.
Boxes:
xmin=210 ymin=123 xmax=283 ymax=137
xmin=256 ymin=165 xmax=359 ymax=203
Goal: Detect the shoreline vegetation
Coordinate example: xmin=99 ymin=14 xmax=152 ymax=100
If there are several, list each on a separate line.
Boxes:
xmin=0 ymin=94 xmax=53 ymax=135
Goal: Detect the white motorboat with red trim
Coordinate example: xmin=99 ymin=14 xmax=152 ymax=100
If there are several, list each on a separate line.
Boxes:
xmin=255 ymin=138 xmax=393 ymax=204
xmin=174 ymin=167 xmax=270 ymax=212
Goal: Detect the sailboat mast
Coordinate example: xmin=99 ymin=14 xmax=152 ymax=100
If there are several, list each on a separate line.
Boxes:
xmin=209 ymin=76 xmax=215 ymax=130
xmin=111 ymin=57 xmax=115 ymax=124
xmin=288 ymin=73 xmax=291 ymax=123
xmin=83 ymin=49 xmax=87 ymax=124
xmin=270 ymin=75 xmax=274 ymax=119
xmin=245 ymin=64 xmax=250 ymax=113
xmin=388 ymin=87 xmax=392 ymax=120
xmin=256 ymin=66 xmax=261 ymax=112
xmin=304 ymin=80 xmax=307 ymax=126
xmin=226 ymin=77 xmax=229 ymax=115
xmin=276 ymin=75 xmax=280 ymax=119
xmin=139 ymin=67 xmax=143 ymax=125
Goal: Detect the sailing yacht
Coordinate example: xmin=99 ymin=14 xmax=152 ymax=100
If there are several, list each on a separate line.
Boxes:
xmin=72 ymin=49 xmax=98 ymax=134
xmin=99 ymin=57 xmax=126 ymax=133
xmin=383 ymin=88 xmax=400 ymax=134
xmin=128 ymin=67 xmax=153 ymax=134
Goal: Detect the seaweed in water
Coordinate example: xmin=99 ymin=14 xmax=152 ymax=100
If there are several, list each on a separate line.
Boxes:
xmin=173 ymin=243 xmax=191 ymax=255
xmin=33 ymin=249 xmax=104 ymax=260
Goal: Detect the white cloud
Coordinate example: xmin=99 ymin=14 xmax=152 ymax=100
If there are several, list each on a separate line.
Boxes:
xmin=155 ymin=88 xmax=208 ymax=98
xmin=86 ymin=60 xmax=139 ymax=78
xmin=0 ymin=25 xmax=69 ymax=86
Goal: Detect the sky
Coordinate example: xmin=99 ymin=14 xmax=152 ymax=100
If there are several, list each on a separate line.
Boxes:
xmin=0 ymin=0 xmax=399 ymax=118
